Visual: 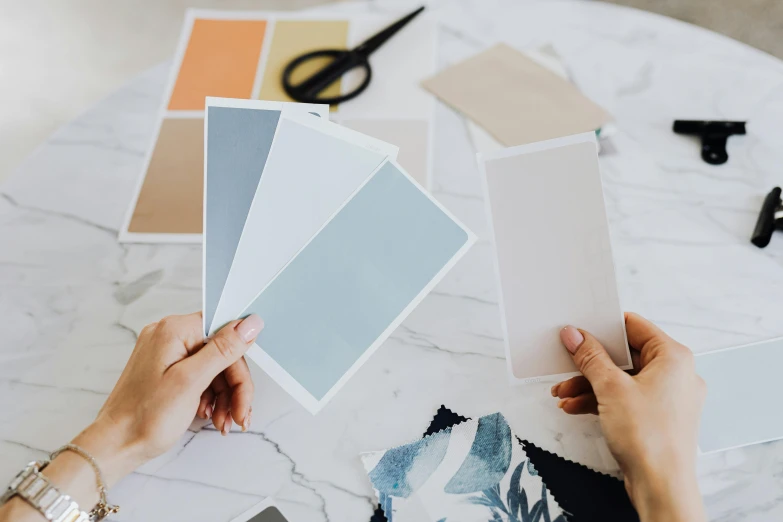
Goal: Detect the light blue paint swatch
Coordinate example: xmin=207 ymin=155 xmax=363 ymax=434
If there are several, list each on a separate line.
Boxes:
xmin=204 ymin=106 xmax=280 ymax=333
xmin=696 ymin=337 xmax=783 ymax=452
xmin=244 ymin=162 xmax=469 ymax=400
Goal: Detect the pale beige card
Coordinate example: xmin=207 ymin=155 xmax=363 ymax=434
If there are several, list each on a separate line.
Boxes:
xmin=479 ymin=133 xmax=631 ymax=382
xmin=423 ymin=43 xmax=612 ymax=146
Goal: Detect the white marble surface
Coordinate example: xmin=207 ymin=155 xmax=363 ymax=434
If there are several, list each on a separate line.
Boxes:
xmin=2 ymin=1 xmax=783 ymax=520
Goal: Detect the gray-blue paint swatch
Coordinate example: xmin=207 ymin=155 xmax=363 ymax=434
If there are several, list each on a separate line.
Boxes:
xmin=205 ymin=106 xmax=280 ymax=334
xmin=696 ymin=337 xmax=783 ymax=452
xmin=244 ymin=161 xmax=469 ymax=400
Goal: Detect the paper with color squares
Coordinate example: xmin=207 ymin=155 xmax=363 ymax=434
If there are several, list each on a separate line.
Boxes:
xmin=696 ymin=336 xmax=783 ymax=453
xmin=120 ymin=9 xmax=436 ymax=243
xmin=362 ymin=412 xmax=566 ymax=522
xmin=239 ymin=159 xmax=474 ymax=414
xmin=479 ymin=132 xmax=631 ymax=383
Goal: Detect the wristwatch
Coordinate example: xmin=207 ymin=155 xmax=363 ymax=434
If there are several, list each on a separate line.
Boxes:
xmin=0 ymin=461 xmax=90 ymax=522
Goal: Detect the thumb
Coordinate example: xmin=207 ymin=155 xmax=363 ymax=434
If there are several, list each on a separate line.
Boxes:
xmin=560 ymin=325 xmax=626 ymax=394
xmin=183 ymin=314 xmax=263 ymax=391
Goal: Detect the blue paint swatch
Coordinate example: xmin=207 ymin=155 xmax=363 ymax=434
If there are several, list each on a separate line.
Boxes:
xmin=205 ymin=106 xmax=280 ymax=333
xmin=244 ymin=162 xmax=469 ymax=400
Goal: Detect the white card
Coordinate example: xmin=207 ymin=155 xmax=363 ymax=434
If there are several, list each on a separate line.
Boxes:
xmin=209 ymin=110 xmax=398 ymax=335
xmin=479 ymin=132 xmax=631 ymax=383
xmin=696 ymin=337 xmax=783 ymax=453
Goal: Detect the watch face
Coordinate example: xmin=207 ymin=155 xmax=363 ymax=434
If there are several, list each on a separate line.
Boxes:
xmin=247 ymin=507 xmax=288 ymax=522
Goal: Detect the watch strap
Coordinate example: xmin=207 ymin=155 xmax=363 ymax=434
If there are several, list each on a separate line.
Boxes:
xmin=2 ymin=461 xmax=90 ymax=522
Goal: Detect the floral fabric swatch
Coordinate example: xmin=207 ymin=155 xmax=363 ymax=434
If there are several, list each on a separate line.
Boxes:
xmin=361 ymin=413 xmax=566 ymax=522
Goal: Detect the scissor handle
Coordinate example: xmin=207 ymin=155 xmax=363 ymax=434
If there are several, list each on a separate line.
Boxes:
xmin=282 ymin=49 xmax=372 ymax=105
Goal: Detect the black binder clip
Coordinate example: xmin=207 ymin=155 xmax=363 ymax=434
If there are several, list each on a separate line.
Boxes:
xmin=751 ymin=187 xmax=783 ymax=248
xmin=672 ymin=120 xmax=746 ymax=165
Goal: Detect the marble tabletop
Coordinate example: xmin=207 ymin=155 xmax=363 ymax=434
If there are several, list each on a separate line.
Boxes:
xmin=2 ymin=0 xmax=783 ymax=520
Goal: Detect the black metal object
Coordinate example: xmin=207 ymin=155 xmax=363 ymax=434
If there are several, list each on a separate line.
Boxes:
xmin=672 ymin=120 xmax=746 ymax=165
xmin=282 ymin=6 xmax=425 ymax=105
xmin=751 ymin=187 xmax=783 ymax=248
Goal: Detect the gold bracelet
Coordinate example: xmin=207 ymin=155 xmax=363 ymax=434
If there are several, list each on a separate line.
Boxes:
xmin=49 ymin=444 xmax=119 ymax=521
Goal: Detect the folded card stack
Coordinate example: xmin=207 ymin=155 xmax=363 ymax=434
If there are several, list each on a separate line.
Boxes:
xmin=202 ymin=98 xmax=475 ymax=414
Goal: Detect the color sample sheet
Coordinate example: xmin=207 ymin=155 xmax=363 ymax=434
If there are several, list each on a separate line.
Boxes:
xmin=242 ymin=160 xmax=474 ymax=413
xmin=479 ymin=133 xmax=630 ymax=382
xmin=120 ymin=9 xmax=436 ymax=243
xmin=208 ymin=111 xmax=399 ymax=336
xmin=696 ymin=337 xmax=783 ymax=453
xmin=423 ymin=43 xmax=612 ymax=147
xmin=202 ymin=98 xmax=328 ymax=335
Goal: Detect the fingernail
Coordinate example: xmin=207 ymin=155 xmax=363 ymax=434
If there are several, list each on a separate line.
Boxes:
xmin=560 ymin=326 xmax=584 ymax=354
xmin=551 ymin=384 xmax=560 ymax=397
xmin=557 ymin=399 xmax=568 ymax=409
xmin=205 ymin=404 xmax=212 ymax=419
xmin=222 ymin=417 xmax=232 ymax=436
xmin=237 ymin=314 xmax=264 ymax=343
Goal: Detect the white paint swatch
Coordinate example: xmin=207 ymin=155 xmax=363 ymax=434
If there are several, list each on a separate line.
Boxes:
xmin=479 ymin=132 xmax=631 ymax=382
xmin=696 ymin=337 xmax=783 ymax=453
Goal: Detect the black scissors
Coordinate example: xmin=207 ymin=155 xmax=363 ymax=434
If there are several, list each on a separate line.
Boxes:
xmin=282 ymin=6 xmax=425 ymax=105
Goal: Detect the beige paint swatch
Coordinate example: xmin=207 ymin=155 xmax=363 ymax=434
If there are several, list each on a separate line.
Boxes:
xmin=480 ymin=133 xmax=630 ymax=382
xmin=423 ymin=44 xmax=612 ymax=146
xmin=341 ymin=119 xmax=429 ymax=188
xmin=128 ymin=118 xmax=204 ymax=234
xmin=258 ymin=20 xmax=349 ymax=103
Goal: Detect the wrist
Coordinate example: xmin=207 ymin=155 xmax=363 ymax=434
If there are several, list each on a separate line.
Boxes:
xmin=70 ymin=417 xmax=144 ymax=488
xmin=630 ymin=463 xmax=705 ymax=522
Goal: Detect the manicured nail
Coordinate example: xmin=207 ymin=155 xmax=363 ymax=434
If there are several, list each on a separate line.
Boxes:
xmin=222 ymin=417 xmax=232 ymax=436
xmin=205 ymin=404 xmax=212 ymax=419
xmin=237 ymin=314 xmax=264 ymax=343
xmin=560 ymin=326 xmax=584 ymax=354
xmin=551 ymin=384 xmax=560 ymax=397
xmin=557 ymin=399 xmax=568 ymax=409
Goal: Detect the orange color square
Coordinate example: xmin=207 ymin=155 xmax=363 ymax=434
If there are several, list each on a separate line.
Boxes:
xmin=168 ymin=19 xmax=267 ymax=110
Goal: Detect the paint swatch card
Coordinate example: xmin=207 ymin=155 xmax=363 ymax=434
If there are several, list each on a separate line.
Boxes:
xmin=479 ymin=132 xmax=631 ymax=383
xmin=209 ymin=111 xmax=398 ymax=336
xmin=423 ymin=43 xmax=612 ymax=147
xmin=696 ymin=337 xmax=783 ymax=453
xmin=241 ymin=160 xmax=475 ymax=413
xmin=202 ymin=98 xmax=328 ymax=335
xmin=121 ymin=10 xmax=436 ymax=243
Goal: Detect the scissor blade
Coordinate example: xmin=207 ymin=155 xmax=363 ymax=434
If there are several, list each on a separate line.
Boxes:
xmin=354 ymin=6 xmax=425 ymax=57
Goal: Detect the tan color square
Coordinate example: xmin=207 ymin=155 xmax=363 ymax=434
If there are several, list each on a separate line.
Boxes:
xmin=128 ymin=118 xmax=204 ymax=234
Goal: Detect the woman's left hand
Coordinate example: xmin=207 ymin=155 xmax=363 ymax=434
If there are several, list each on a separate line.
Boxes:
xmin=72 ymin=312 xmax=263 ymax=487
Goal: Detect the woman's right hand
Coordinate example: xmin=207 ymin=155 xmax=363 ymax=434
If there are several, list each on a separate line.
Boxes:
xmin=552 ymin=313 xmax=707 ymax=522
